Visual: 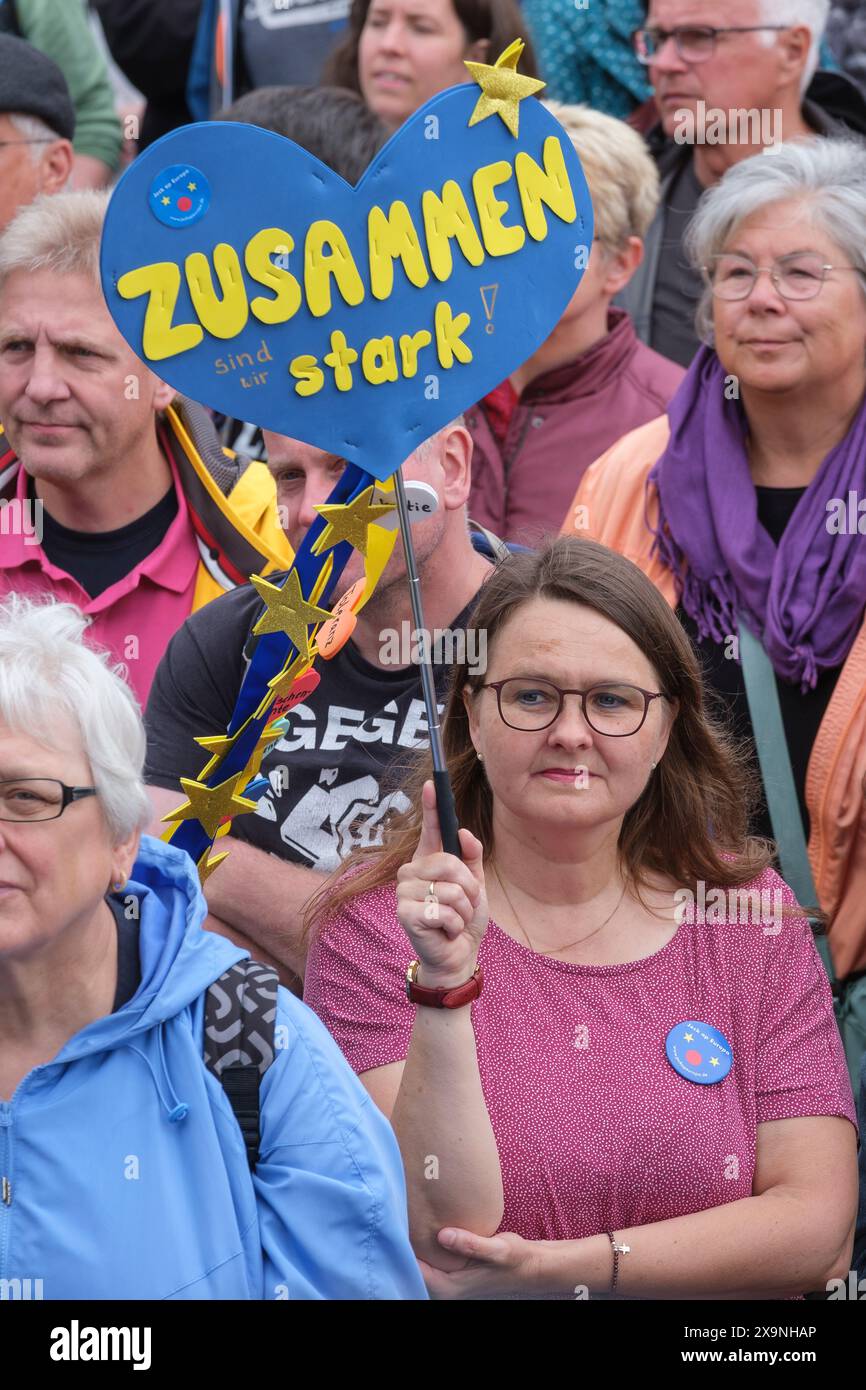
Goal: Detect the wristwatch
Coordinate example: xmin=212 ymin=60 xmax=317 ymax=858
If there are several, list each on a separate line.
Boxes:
xmin=405 ymin=959 xmax=483 ymax=1009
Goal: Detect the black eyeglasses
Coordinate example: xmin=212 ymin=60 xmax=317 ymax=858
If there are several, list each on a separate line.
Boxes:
xmin=0 ymin=778 xmax=98 ymax=823
xmin=633 ymin=25 xmax=789 ymax=65
xmin=480 ymin=678 xmax=669 ymax=737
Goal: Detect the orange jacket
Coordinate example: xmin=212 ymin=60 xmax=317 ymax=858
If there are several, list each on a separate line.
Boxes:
xmin=563 ymin=416 xmax=866 ymax=979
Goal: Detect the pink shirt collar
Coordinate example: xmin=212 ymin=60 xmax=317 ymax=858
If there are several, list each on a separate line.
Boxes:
xmin=0 ymin=433 xmax=199 ymax=611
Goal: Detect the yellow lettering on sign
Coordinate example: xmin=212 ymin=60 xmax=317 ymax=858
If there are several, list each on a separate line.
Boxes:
xmin=472 ymin=160 xmax=525 ymax=257
xmin=434 ymin=301 xmax=472 ymax=369
xmin=116 ymin=261 xmax=204 ymax=362
xmin=398 ymin=329 xmax=432 ymax=378
xmin=289 ymin=354 xmax=324 ymax=396
xmin=305 ymin=221 xmax=365 ymax=318
xmin=422 ymin=181 xmax=485 ymax=282
xmin=514 ymin=137 xmax=577 ymax=242
xmin=368 ymin=201 xmax=430 ymax=301
xmin=185 ymin=243 xmax=249 ymax=338
xmin=361 ymin=335 xmax=399 ymax=385
xmin=245 ymin=228 xmax=302 ymax=325
xmin=323 ymin=329 xmax=359 ymax=391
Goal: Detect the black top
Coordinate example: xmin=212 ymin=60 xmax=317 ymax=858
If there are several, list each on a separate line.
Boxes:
xmin=144 ymin=575 xmax=482 ymax=871
xmin=238 ymin=0 xmax=349 ymax=90
xmin=33 ymin=478 xmax=178 ymax=600
xmin=106 ymin=894 xmax=142 ymax=1012
xmin=92 ymin=0 xmax=200 ymax=147
xmin=677 ymin=485 xmax=843 ymax=841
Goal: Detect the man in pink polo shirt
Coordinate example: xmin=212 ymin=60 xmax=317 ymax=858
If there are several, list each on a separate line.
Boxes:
xmin=0 ymin=189 xmax=291 ymax=706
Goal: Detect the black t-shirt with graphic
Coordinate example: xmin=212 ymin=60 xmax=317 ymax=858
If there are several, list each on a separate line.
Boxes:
xmin=144 ymin=575 xmax=481 ymax=872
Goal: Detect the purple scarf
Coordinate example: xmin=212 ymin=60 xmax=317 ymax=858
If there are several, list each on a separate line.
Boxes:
xmin=648 ymin=347 xmax=866 ymax=691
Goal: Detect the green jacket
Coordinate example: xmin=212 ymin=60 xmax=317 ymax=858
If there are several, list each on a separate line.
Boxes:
xmin=15 ymin=0 xmax=122 ymax=170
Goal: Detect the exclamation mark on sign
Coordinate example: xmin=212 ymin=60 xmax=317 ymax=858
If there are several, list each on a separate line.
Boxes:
xmin=480 ymin=284 xmax=499 ymax=334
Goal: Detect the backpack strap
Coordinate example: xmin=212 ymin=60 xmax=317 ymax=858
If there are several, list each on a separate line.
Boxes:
xmin=738 ymin=620 xmax=835 ymax=984
xmin=467 ymin=517 xmax=511 ymax=562
xmin=203 ymin=959 xmax=278 ymax=1170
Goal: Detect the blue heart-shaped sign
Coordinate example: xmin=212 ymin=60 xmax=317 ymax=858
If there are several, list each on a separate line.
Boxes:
xmin=100 ymin=84 xmax=593 ymax=481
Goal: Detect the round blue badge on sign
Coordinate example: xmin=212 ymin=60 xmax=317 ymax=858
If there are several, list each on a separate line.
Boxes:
xmin=149 ymin=165 xmax=210 ymax=228
xmin=665 ymin=1021 xmax=733 ymax=1085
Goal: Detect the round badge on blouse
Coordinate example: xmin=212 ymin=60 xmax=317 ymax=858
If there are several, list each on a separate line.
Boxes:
xmin=665 ymin=1021 xmax=733 ymax=1085
xmin=149 ymin=165 xmax=210 ymax=228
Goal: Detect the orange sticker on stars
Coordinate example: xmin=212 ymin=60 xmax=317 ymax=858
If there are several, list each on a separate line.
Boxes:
xmin=268 ymin=666 xmax=322 ymax=719
xmin=315 ymin=577 xmax=367 ymax=660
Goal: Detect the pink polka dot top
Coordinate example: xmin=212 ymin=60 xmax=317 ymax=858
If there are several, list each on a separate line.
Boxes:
xmin=303 ymin=866 xmax=857 ymax=1243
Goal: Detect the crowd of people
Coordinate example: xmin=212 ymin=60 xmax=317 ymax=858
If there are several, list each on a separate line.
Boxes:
xmin=1 ymin=0 xmax=865 ymax=1303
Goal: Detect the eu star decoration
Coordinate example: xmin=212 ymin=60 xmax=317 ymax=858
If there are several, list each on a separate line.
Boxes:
xmin=464 ymin=39 xmax=546 ymax=138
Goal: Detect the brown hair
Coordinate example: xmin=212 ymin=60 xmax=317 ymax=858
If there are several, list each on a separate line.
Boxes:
xmin=303 ymin=536 xmax=773 ymax=940
xmin=323 ymin=0 xmax=538 ymax=94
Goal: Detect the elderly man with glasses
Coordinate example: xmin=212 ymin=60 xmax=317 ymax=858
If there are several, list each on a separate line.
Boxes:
xmin=619 ymin=0 xmax=866 ymax=367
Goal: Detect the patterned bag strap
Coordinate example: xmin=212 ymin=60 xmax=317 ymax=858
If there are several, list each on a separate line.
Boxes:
xmin=204 ymin=959 xmax=278 ymax=1170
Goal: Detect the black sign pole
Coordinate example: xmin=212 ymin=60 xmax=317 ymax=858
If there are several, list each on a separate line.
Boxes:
xmin=392 ymin=468 xmax=462 ymax=859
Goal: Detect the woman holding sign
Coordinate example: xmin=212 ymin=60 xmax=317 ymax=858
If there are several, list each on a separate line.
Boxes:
xmin=303 ymin=535 xmax=857 ymax=1298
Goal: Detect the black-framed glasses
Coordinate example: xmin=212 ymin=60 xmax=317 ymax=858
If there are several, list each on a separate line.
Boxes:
xmin=0 ymin=138 xmax=56 ymax=149
xmin=480 ymin=678 xmax=669 ymax=737
xmin=702 ymin=251 xmax=861 ymax=301
xmin=0 ymin=778 xmax=98 ymax=823
xmin=633 ymin=25 xmax=789 ymax=65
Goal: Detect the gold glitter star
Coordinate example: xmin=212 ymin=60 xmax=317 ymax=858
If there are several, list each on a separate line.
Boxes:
xmin=161 ymin=772 xmax=257 ymax=840
xmin=161 ymin=196 xmax=171 ymax=205
xmin=249 ymin=569 xmax=332 ymax=658
xmin=684 ymin=1033 xmax=694 ymax=1042
xmin=464 ymin=39 xmax=545 ymax=138
xmin=187 ymin=181 xmax=197 ymax=191
xmin=195 ymin=730 xmax=239 ymax=758
xmin=197 ymin=847 xmax=229 ymax=885
xmin=709 ymin=1057 xmax=720 ymax=1067
xmin=311 ymin=485 xmax=397 ymax=557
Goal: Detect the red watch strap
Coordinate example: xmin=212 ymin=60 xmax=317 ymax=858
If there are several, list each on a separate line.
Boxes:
xmin=406 ymin=961 xmax=483 ymax=1009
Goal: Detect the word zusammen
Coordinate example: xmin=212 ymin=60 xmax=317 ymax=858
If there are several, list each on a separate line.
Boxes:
xmin=116 ymin=138 xmax=576 ymax=396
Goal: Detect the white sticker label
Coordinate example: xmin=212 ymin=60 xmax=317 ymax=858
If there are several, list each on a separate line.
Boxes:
xmin=375 ymin=479 xmax=439 ymax=528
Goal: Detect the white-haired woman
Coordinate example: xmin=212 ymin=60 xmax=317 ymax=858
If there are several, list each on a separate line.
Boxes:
xmin=566 ymin=136 xmax=866 ymax=987
xmin=0 ymin=595 xmax=425 ymax=1300
xmin=466 ymin=100 xmax=685 ymax=545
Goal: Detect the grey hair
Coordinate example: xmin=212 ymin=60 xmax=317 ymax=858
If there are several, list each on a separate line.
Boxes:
xmin=0 ymin=595 xmax=151 ymax=842
xmin=7 ymin=110 xmax=64 ymax=162
xmin=414 ymin=416 xmax=466 ymax=460
xmin=685 ymin=137 xmax=866 ymax=343
xmin=0 ymin=188 xmax=108 ymax=291
xmin=758 ymin=0 xmax=830 ymax=92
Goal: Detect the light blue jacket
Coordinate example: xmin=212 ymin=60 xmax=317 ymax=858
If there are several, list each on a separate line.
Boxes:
xmin=0 ymin=835 xmax=427 ymax=1300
